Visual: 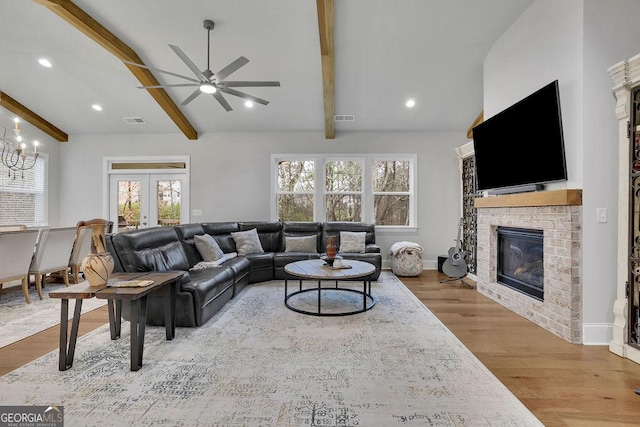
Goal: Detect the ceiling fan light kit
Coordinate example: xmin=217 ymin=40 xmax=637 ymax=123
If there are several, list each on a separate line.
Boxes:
xmin=125 ymin=19 xmax=280 ymax=112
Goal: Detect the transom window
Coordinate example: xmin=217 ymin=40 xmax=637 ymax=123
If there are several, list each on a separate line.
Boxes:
xmin=273 ymin=154 xmax=416 ymax=227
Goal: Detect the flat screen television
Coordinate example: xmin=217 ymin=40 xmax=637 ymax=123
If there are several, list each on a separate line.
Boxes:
xmin=472 ymin=80 xmax=567 ymax=194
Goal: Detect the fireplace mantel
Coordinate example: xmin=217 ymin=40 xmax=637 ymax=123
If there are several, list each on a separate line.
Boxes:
xmin=474 ymin=189 xmax=582 ymax=208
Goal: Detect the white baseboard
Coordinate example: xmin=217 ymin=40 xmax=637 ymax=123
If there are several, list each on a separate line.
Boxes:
xmin=583 ymin=323 xmax=613 ymax=345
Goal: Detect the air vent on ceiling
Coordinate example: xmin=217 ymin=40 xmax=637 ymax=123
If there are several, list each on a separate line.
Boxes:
xmin=334 ymin=115 xmax=355 ymax=122
xmin=122 ymin=117 xmax=146 ymax=125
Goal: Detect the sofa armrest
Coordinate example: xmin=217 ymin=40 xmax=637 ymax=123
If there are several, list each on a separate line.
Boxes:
xmin=365 ymin=243 xmax=380 ymax=254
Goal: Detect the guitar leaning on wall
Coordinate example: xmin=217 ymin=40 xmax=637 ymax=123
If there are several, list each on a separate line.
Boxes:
xmin=442 ymin=218 xmax=469 ymax=278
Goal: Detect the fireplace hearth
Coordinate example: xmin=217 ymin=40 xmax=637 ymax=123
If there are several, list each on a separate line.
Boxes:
xmin=497 ymin=227 xmax=543 ymax=301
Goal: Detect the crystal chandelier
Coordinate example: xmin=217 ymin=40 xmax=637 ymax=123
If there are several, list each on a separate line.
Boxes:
xmin=0 ymin=118 xmax=39 ymax=179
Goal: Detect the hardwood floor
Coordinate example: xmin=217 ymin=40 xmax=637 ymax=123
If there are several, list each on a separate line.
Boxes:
xmin=402 ymin=270 xmax=640 ymax=427
xmin=1 ymin=270 xmax=639 ymax=426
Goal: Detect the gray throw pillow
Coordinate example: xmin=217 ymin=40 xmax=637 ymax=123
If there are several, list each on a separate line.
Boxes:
xmin=339 ymin=231 xmax=366 ymax=253
xmin=285 ymin=235 xmax=318 ymax=253
xmin=231 ymin=228 xmax=265 ymax=256
xmin=194 ymin=234 xmax=225 ymax=261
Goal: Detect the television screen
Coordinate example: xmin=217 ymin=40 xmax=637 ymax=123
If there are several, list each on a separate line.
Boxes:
xmin=472 ymin=80 xmax=567 ymax=193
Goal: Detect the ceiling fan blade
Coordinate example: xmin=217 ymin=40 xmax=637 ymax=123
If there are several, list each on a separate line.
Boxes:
xmin=181 ymin=89 xmax=203 ymax=106
xmin=218 ymin=87 xmax=269 ymax=105
xmin=218 ymin=81 xmax=281 ymax=88
xmin=169 ymin=44 xmax=207 ymax=81
xmin=212 ymin=91 xmax=233 ymax=112
xmin=214 ymin=57 xmax=250 ymax=82
xmin=137 ymin=83 xmax=200 ymax=89
xmin=123 ymin=60 xmax=200 ymax=83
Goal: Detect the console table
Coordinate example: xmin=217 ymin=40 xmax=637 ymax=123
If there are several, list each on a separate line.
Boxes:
xmin=49 ymin=270 xmax=184 ymax=371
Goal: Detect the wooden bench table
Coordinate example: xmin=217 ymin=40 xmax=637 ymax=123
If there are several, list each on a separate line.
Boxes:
xmin=49 ymin=271 xmax=184 ymax=371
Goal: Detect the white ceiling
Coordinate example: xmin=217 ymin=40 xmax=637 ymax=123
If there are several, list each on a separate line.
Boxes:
xmin=0 ymin=0 xmax=534 ymax=143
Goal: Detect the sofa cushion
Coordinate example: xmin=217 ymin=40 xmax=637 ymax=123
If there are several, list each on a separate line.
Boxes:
xmin=111 ymin=227 xmax=189 ymax=272
xmin=239 ymin=222 xmax=282 ymax=252
xmin=194 ymin=234 xmax=225 ymax=261
xmin=285 ymin=235 xmax=317 ymax=253
xmin=339 ymin=231 xmax=366 ymax=253
xmin=201 ymin=222 xmax=240 ymax=253
xmin=231 ymin=228 xmax=264 ymax=255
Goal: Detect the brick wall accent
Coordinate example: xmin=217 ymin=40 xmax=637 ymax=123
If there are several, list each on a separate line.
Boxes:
xmin=476 ymin=205 xmax=582 ymax=343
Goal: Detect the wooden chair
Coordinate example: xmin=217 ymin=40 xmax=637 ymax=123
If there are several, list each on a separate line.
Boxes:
xmin=28 ymin=227 xmax=77 ymax=299
xmin=0 ymin=229 xmax=40 ymax=303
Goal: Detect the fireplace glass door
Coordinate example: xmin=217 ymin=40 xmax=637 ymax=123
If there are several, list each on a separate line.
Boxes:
xmin=497 ymin=227 xmax=544 ymax=301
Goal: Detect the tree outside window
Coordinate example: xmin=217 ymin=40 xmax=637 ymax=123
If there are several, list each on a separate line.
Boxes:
xmin=274 ymin=155 xmax=415 ymax=226
xmin=325 ymin=160 xmax=362 ymax=222
xmin=277 ymin=160 xmax=314 ymax=221
xmin=373 ymin=160 xmax=410 ymax=226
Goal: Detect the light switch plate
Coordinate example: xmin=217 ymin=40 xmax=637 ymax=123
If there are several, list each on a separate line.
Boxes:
xmin=192 ymin=209 xmax=203 ymax=216
xmin=597 ymin=208 xmax=607 ymax=223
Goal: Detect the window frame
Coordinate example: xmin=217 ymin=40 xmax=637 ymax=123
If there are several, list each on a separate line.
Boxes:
xmin=271 ymin=153 xmax=417 ymax=230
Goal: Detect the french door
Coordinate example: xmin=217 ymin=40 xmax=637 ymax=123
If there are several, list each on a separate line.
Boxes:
xmin=109 ymin=173 xmax=188 ymax=231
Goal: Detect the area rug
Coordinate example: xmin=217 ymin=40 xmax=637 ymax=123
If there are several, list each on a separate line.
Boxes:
xmin=0 ymin=281 xmax=106 ymax=348
xmin=0 ymin=273 xmax=542 ymax=426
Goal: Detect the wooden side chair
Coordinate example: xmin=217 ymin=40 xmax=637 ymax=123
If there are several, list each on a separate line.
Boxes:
xmin=28 ymin=227 xmax=77 ymax=299
xmin=0 ymin=229 xmax=40 ymax=303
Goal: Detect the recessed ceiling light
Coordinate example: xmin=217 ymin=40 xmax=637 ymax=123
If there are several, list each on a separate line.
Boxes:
xmin=406 ymin=99 xmax=416 ymax=108
xmin=92 ymin=104 xmax=103 ymax=111
xmin=38 ymin=58 xmax=52 ymax=68
xmin=244 ymin=100 xmax=254 ymax=108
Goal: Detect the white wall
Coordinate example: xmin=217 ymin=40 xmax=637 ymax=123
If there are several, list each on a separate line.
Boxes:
xmin=484 ymin=0 xmax=584 ymax=189
xmin=57 ymin=130 xmax=464 ymax=266
xmin=582 ymin=0 xmax=640 ymax=343
xmin=484 ymin=0 xmax=640 ymax=344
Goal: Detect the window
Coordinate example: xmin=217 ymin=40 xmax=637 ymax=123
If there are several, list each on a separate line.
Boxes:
xmin=325 ymin=160 xmax=362 ymax=221
xmin=0 ymin=156 xmax=47 ymax=226
xmin=273 ymin=154 xmax=416 ymax=227
xmin=276 ymin=160 xmax=315 ymax=221
xmin=373 ymin=160 xmax=410 ymax=226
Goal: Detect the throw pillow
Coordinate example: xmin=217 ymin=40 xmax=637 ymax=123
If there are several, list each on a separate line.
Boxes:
xmin=231 ymin=228 xmax=264 ymax=256
xmin=285 ymin=235 xmax=318 ymax=253
xmin=194 ymin=234 xmax=225 ymax=262
xmin=339 ymin=231 xmax=366 ymax=253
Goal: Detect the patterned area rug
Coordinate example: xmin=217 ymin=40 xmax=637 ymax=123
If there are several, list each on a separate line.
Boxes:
xmin=0 ymin=273 xmax=542 ymax=426
xmin=0 ymin=281 xmax=106 ymax=348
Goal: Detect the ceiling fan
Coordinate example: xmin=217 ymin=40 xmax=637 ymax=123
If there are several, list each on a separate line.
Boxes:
xmin=124 ymin=19 xmax=280 ymax=111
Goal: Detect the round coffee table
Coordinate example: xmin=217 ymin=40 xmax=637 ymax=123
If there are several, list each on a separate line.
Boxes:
xmin=284 ymin=259 xmax=375 ymax=316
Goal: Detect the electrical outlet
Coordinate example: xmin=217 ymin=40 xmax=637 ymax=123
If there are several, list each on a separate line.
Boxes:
xmin=192 ymin=209 xmax=203 ymax=216
xmin=597 ymin=208 xmax=607 ymax=223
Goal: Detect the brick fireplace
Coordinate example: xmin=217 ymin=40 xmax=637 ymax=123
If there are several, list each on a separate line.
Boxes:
xmin=474 ymin=190 xmax=583 ymax=343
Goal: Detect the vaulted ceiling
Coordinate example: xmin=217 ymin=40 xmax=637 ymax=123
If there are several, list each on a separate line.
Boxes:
xmin=0 ymin=0 xmax=533 ymax=144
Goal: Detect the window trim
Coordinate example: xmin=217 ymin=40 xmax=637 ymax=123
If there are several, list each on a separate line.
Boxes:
xmin=272 ymin=153 xmax=417 ymax=230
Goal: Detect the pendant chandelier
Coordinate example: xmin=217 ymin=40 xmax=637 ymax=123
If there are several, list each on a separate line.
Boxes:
xmin=0 ymin=118 xmax=39 ymax=179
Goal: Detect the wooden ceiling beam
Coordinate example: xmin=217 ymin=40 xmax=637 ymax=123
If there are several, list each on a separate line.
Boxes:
xmin=0 ymin=91 xmax=68 ymax=142
xmin=467 ymin=110 xmax=484 ymax=140
xmin=316 ymin=0 xmax=335 ymax=139
xmin=33 ymin=0 xmax=198 ymax=140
